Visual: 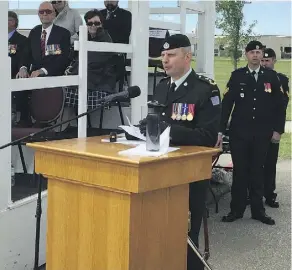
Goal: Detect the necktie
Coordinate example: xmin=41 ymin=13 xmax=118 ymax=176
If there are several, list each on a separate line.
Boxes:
xmin=252 ymin=70 xmax=257 ymax=82
xmin=169 ymin=82 xmax=176 ymax=93
xmin=106 ymin=11 xmax=112 ymax=20
xmin=41 ymin=30 xmax=47 ymax=57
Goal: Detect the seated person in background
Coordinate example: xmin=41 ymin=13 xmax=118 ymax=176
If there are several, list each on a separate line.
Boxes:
xmin=64 ymin=9 xmax=117 ymax=111
xmin=8 ymin=11 xmax=30 ymax=125
xmin=100 ymin=0 xmax=132 ymax=44
xmin=51 ymin=0 xmax=83 ymax=45
xmin=17 ymin=1 xmax=71 ymax=78
xmin=8 ymin=11 xmax=27 ymax=79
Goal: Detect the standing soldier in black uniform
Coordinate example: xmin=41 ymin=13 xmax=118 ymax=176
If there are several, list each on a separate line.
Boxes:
xmin=217 ymin=41 xmax=286 ymax=225
xmin=261 ymin=48 xmax=290 ymax=208
xmin=138 ymin=34 xmax=221 ymax=270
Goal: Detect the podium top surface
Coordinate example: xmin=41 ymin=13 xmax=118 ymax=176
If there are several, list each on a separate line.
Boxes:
xmin=28 ymin=136 xmax=219 ymax=166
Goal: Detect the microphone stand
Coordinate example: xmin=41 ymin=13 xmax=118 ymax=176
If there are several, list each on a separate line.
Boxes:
xmin=0 ymin=99 xmax=114 ymax=270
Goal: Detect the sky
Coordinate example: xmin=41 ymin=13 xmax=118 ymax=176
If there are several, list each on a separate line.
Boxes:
xmin=8 ymin=0 xmax=292 ymax=36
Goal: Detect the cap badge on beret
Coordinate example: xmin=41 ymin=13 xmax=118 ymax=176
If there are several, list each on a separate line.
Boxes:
xmin=265 ymin=53 xmax=268 ymax=57
xmin=256 ymin=45 xmax=259 ymax=49
xmin=163 ymin=42 xmax=170 ymax=49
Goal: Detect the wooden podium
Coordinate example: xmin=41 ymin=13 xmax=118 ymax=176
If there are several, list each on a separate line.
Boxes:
xmin=28 ymin=136 xmax=218 ymax=270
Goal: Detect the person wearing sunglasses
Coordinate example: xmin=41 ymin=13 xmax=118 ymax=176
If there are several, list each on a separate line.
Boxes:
xmin=17 ymin=1 xmax=71 ymax=79
xmin=63 ymin=9 xmax=117 ymax=117
xmin=51 ymin=1 xmax=83 ymax=45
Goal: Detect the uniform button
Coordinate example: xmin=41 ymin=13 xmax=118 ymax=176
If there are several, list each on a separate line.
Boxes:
xmin=253 ymin=107 xmax=256 ymax=110
xmin=253 ymin=116 xmax=255 ymax=119
xmin=254 ymin=89 xmax=256 ymax=92
xmin=162 ymin=112 xmax=165 ymax=116
xmin=254 ymin=98 xmax=256 ymax=101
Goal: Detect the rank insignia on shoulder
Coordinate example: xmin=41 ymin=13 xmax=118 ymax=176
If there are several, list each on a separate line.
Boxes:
xmin=208 ymin=79 xmax=217 ymax=85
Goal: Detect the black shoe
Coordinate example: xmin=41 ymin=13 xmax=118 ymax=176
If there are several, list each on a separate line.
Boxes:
xmin=265 ymin=199 xmax=279 ymax=208
xmin=252 ymin=213 xmax=275 ymax=225
xmin=222 ymin=212 xmax=243 ymax=222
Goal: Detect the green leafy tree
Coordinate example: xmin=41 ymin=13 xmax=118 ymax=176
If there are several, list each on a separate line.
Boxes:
xmin=216 ymin=0 xmax=258 ymax=69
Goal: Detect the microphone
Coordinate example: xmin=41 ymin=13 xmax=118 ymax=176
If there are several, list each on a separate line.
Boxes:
xmin=0 ymin=86 xmax=141 ymax=150
xmin=102 ymin=86 xmax=141 ymax=103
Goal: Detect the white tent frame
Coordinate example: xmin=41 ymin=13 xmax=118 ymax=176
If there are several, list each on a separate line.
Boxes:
xmin=0 ymin=0 xmax=215 ymax=207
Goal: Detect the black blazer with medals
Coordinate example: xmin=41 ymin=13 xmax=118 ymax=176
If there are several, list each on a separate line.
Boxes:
xmin=153 ymin=70 xmax=222 ymax=147
xmin=9 ymin=31 xmax=28 ymax=78
xmin=21 ymin=24 xmax=71 ymax=76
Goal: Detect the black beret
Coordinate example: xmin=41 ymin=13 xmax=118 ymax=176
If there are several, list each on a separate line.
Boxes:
xmin=161 ymin=34 xmax=191 ymax=52
xmin=263 ymin=48 xmax=276 ymax=58
xmin=8 ymin=11 xmax=18 ymax=20
xmin=245 ymin=40 xmax=264 ymax=52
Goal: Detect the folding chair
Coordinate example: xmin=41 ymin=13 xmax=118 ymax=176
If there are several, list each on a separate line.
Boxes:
xmin=12 ymin=87 xmax=65 ymax=174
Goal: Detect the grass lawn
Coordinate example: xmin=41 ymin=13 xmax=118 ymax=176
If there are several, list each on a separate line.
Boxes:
xmin=191 ymin=57 xmax=291 ymax=121
xmin=279 ymin=133 xmax=291 ymax=160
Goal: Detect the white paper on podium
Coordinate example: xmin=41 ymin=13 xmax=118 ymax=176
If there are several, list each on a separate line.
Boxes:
xmin=118 ymin=127 xmax=179 ymax=157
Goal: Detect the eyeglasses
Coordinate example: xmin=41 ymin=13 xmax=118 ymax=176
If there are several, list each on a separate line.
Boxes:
xmin=86 ymin=21 xmax=101 ymax=26
xmin=51 ymin=1 xmax=62 ymax=4
xmin=39 ymin=9 xmax=53 ymax=15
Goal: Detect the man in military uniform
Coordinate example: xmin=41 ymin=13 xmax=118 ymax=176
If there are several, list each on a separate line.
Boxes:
xmin=261 ymin=48 xmax=289 ymax=208
xmin=217 ymin=41 xmax=286 ymax=225
xmin=138 ymin=34 xmax=221 ymax=270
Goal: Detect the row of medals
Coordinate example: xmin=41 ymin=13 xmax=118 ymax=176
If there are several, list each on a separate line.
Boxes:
xmin=172 ymin=112 xmax=194 ymax=121
xmin=171 ymin=103 xmax=194 ymax=121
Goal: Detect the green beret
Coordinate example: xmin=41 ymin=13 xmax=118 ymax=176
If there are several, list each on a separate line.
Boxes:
xmin=161 ymin=34 xmax=191 ymax=52
xmin=245 ymin=40 xmax=264 ymax=52
xmin=263 ymin=48 xmax=276 ymax=58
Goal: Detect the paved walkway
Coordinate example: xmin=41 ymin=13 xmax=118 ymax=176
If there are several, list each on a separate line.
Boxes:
xmin=201 ymin=159 xmax=291 ymax=270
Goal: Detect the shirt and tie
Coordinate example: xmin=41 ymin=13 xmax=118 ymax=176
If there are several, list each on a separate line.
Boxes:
xmin=248 ymin=66 xmax=260 ymax=82
xmin=20 ymin=24 xmax=53 ymax=75
xmin=169 ymin=68 xmax=192 ymax=92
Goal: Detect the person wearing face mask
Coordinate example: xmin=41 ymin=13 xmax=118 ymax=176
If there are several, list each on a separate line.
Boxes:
xmin=51 ymin=0 xmax=83 ymax=44
xmin=100 ymin=1 xmax=132 ymax=44
xmin=260 ymin=48 xmax=289 ymax=208
xmin=64 ymin=9 xmax=116 ymax=113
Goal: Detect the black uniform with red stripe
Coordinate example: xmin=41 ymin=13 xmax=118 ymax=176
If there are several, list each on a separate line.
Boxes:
xmin=153 ymin=70 xmax=221 ymax=270
xmin=220 ymin=66 xmax=286 ymax=217
xmin=264 ymin=72 xmax=289 ymax=202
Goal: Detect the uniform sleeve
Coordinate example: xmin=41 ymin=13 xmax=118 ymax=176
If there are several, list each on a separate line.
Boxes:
xmin=273 ymin=73 xmax=286 ymax=134
xmin=219 ymin=74 xmax=235 ymax=133
xmin=169 ymin=84 xmax=221 ymax=147
xmin=281 ymin=75 xmax=289 ymax=109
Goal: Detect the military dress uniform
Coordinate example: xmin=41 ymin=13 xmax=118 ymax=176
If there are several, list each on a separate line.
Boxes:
xmin=262 ymin=49 xmax=290 ymax=207
xmin=147 ymin=67 xmax=221 ymax=270
xmin=220 ymin=43 xmax=286 ymax=224
xmin=133 ymin=34 xmax=221 ymax=270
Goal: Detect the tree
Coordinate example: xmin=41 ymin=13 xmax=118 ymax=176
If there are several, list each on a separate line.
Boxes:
xmin=216 ymin=0 xmax=258 ymax=69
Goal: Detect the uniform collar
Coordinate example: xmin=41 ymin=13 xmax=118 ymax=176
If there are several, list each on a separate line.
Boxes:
xmin=248 ymin=65 xmax=260 ymax=74
xmin=171 ymin=68 xmax=192 ymax=90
